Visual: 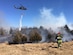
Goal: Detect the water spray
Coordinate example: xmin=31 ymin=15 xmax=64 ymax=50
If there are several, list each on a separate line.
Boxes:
xmin=14 ymin=4 xmax=27 ymax=31
xmin=19 ymin=14 xmax=23 ymax=31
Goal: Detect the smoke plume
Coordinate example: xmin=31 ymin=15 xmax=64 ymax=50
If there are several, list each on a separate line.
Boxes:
xmin=35 ymin=7 xmax=67 ymax=30
xmin=0 ymin=11 xmax=10 ymax=30
xmin=34 ymin=7 xmax=73 ymax=42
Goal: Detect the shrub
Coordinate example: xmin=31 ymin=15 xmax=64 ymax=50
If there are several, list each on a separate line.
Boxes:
xmin=0 ymin=28 xmax=5 ymax=35
xmin=12 ymin=31 xmax=27 ymax=44
xmin=21 ymin=34 xmax=27 ymax=43
xmin=9 ymin=28 xmax=13 ymax=34
xmin=47 ymin=33 xmax=56 ymax=42
xmin=46 ymin=33 xmax=52 ymax=42
xmin=29 ymin=30 xmax=42 ymax=42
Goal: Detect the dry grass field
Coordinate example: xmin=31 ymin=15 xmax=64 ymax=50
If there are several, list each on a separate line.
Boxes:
xmin=0 ymin=41 xmax=73 ymax=55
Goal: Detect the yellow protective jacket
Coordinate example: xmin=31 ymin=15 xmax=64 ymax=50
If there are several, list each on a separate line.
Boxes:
xmin=56 ymin=34 xmax=63 ymax=43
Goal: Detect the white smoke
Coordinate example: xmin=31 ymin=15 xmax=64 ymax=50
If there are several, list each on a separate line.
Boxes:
xmin=0 ymin=11 xmax=10 ymax=30
xmin=36 ymin=7 xmax=67 ymax=30
xmin=68 ymin=24 xmax=73 ymax=30
xmin=58 ymin=27 xmax=73 ymax=41
xmin=35 ymin=7 xmax=73 ymax=42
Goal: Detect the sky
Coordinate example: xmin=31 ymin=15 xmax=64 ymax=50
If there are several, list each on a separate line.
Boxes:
xmin=0 ymin=0 xmax=73 ymax=29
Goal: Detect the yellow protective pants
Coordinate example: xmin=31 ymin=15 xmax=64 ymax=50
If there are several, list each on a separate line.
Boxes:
xmin=57 ymin=40 xmax=62 ymax=48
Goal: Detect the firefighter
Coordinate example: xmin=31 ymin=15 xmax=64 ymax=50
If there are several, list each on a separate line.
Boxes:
xmin=56 ymin=32 xmax=63 ymax=48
